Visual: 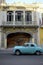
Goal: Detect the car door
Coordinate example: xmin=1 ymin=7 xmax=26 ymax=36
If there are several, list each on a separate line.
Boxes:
xmin=29 ymin=44 xmax=36 ymax=54
xmin=21 ymin=44 xmax=30 ymax=53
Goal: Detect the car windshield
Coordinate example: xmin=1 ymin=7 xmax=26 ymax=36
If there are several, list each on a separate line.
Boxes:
xmin=23 ymin=43 xmax=29 ymax=46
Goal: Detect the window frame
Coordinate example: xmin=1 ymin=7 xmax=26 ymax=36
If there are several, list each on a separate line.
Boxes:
xmin=7 ymin=11 xmax=14 ymax=22
xmin=15 ymin=11 xmax=23 ymax=21
xmin=25 ymin=11 xmax=32 ymax=22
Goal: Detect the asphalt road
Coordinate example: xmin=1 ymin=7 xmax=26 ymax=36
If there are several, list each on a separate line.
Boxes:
xmin=0 ymin=52 xmax=43 ymax=65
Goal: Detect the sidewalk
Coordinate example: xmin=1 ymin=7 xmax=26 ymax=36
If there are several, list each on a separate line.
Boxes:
xmin=0 ymin=48 xmax=13 ymax=54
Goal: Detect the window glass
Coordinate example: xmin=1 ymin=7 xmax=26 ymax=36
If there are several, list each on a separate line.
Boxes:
xmin=30 ymin=44 xmax=35 ymax=47
xmin=15 ymin=11 xmax=23 ymax=21
xmin=7 ymin=11 xmax=13 ymax=21
xmin=25 ymin=11 xmax=32 ymax=21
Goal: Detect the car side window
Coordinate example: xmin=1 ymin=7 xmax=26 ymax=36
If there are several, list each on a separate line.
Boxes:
xmin=30 ymin=44 xmax=35 ymax=47
xmin=26 ymin=44 xmax=29 ymax=46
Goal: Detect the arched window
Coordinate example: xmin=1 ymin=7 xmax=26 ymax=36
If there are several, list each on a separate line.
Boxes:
xmin=7 ymin=11 xmax=13 ymax=22
xmin=15 ymin=11 xmax=23 ymax=21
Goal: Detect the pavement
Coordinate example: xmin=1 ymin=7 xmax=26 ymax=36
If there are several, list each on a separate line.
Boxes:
xmin=0 ymin=52 xmax=43 ymax=65
xmin=0 ymin=48 xmax=43 ymax=65
xmin=0 ymin=48 xmax=13 ymax=54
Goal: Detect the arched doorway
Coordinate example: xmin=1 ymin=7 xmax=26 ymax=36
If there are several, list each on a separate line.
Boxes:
xmin=7 ymin=32 xmax=32 ymax=48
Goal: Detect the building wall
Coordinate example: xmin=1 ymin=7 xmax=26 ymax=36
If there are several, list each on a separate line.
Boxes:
xmin=0 ymin=0 xmax=5 ymax=3
xmin=0 ymin=3 xmax=43 ymax=48
xmin=0 ymin=11 xmax=3 ymax=25
xmin=0 ymin=33 xmax=1 ymax=48
xmin=40 ymin=28 xmax=43 ymax=46
xmin=0 ymin=27 xmax=38 ymax=48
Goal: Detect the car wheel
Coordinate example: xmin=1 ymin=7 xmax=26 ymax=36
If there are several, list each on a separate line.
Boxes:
xmin=36 ymin=51 xmax=41 ymax=55
xmin=15 ymin=50 xmax=20 ymax=55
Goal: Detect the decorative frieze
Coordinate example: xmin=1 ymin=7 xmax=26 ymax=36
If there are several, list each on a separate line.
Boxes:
xmin=3 ymin=27 xmax=36 ymax=33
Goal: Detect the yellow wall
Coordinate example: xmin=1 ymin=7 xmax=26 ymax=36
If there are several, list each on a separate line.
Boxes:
xmin=40 ymin=28 xmax=43 ymax=44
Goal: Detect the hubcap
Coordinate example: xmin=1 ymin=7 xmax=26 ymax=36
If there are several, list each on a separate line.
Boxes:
xmin=16 ymin=51 xmax=20 ymax=55
xmin=36 ymin=52 xmax=40 ymax=55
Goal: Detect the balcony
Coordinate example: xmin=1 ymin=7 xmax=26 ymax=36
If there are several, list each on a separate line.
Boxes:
xmin=2 ymin=21 xmax=39 ymax=27
xmin=2 ymin=21 xmax=13 ymax=26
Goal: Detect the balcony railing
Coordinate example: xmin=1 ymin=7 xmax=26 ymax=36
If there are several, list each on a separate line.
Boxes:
xmin=2 ymin=21 xmax=13 ymax=26
xmin=2 ymin=21 xmax=39 ymax=27
xmin=15 ymin=21 xmax=24 ymax=25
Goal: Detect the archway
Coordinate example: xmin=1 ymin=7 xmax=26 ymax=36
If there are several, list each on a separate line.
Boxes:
xmin=7 ymin=32 xmax=32 ymax=48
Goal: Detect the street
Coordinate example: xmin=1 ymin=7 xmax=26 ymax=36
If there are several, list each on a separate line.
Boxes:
xmin=0 ymin=50 xmax=43 ymax=65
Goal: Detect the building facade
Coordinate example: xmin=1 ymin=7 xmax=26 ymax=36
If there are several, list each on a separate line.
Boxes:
xmin=0 ymin=2 xmax=43 ymax=48
xmin=0 ymin=0 xmax=5 ymax=3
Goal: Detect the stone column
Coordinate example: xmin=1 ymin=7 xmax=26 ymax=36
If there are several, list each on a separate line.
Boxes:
xmin=0 ymin=31 xmax=7 ymax=48
xmin=32 ymin=34 xmax=35 ymax=43
xmin=33 ymin=29 xmax=39 ymax=45
xmin=34 ymin=32 xmax=37 ymax=44
xmin=23 ymin=11 xmax=25 ymax=25
xmin=4 ymin=33 xmax=7 ymax=48
xmin=1 ymin=32 xmax=5 ymax=48
xmin=0 ymin=30 xmax=2 ymax=48
xmin=13 ymin=11 xmax=15 ymax=25
xmin=37 ymin=28 xmax=40 ymax=46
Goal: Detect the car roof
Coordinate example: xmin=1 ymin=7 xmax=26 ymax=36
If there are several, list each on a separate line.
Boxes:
xmin=24 ymin=43 xmax=35 ymax=44
xmin=24 ymin=43 xmax=37 ymax=45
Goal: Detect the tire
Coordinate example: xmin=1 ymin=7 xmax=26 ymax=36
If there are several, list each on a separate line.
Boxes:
xmin=15 ymin=50 xmax=21 ymax=55
xmin=36 ymin=51 xmax=41 ymax=55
